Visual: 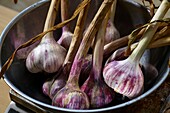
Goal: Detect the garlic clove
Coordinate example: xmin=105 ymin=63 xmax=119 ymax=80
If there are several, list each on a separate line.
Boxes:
xmin=103 ymin=59 xmax=144 ymax=99
xmin=52 ymin=87 xmax=90 ymax=109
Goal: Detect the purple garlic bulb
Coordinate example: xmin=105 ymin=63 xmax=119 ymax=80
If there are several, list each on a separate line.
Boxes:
xmin=103 ymin=57 xmax=144 ymax=99
xmin=105 ymin=20 xmax=120 ymax=45
xmin=106 ymin=47 xmax=158 ymax=90
xmin=26 ymin=36 xmax=66 ymax=73
xmin=26 ymin=0 xmax=67 ymax=73
xmin=81 ymin=70 xmax=114 ymax=108
xmin=104 ymin=0 xmax=120 ymax=45
xmin=103 ymin=0 xmax=170 ymax=98
xmin=52 ymin=84 xmax=90 ymax=109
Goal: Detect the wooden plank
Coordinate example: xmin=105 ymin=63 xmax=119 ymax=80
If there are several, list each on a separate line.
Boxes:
xmin=0 ymin=5 xmax=18 ymax=113
xmin=0 ymin=5 xmax=18 ymax=33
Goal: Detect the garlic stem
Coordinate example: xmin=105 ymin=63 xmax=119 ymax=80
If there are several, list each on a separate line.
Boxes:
xmin=42 ymin=0 xmax=59 ymax=37
xmin=134 ymin=36 xmax=170 ymax=49
xmin=128 ymin=0 xmax=170 ymax=62
xmin=110 ymin=0 xmax=117 ymax=22
xmin=104 ymin=35 xmax=129 ymax=57
xmin=103 ymin=27 xmax=145 ymax=57
xmin=148 ymin=36 xmax=170 ymax=48
xmin=57 ymin=0 xmax=73 ymax=49
xmin=153 ymin=25 xmax=170 ymax=40
xmin=63 ymin=3 xmax=90 ymax=66
xmin=93 ymin=12 xmax=110 ymax=79
xmin=68 ymin=0 xmax=114 ymax=83
xmin=61 ymin=0 xmax=70 ymax=31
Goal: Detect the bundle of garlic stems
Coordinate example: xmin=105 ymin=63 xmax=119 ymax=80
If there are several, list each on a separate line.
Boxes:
xmin=103 ymin=0 xmax=170 ymax=99
xmin=52 ymin=0 xmax=114 ymax=109
xmin=47 ymin=0 xmax=90 ymax=99
xmin=104 ymin=19 xmax=170 ymax=58
xmin=142 ymin=0 xmax=155 ymax=17
xmin=45 ymin=0 xmax=119 ymax=99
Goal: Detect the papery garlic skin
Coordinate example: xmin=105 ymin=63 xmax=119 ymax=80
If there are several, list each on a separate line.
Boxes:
xmin=52 ymin=88 xmax=89 ymax=109
xmin=103 ymin=59 xmax=144 ymax=99
xmin=26 ymin=36 xmax=67 ymax=73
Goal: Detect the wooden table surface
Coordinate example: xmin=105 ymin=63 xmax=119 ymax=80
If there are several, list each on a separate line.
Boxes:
xmin=0 ymin=5 xmax=18 ymax=113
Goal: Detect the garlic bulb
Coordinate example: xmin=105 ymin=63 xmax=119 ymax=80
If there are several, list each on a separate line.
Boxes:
xmin=52 ymin=82 xmax=90 ymax=109
xmin=104 ymin=0 xmax=120 ymax=45
xmin=105 ymin=46 xmax=158 ymax=92
xmin=26 ymin=0 xmax=66 ymax=73
xmin=103 ymin=58 xmax=144 ymax=98
xmin=105 ymin=20 xmax=120 ymax=45
xmin=103 ymin=0 xmax=170 ymax=99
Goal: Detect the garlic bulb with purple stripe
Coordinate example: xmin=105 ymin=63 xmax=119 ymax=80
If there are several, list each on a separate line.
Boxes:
xmin=26 ymin=0 xmax=66 ymax=73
